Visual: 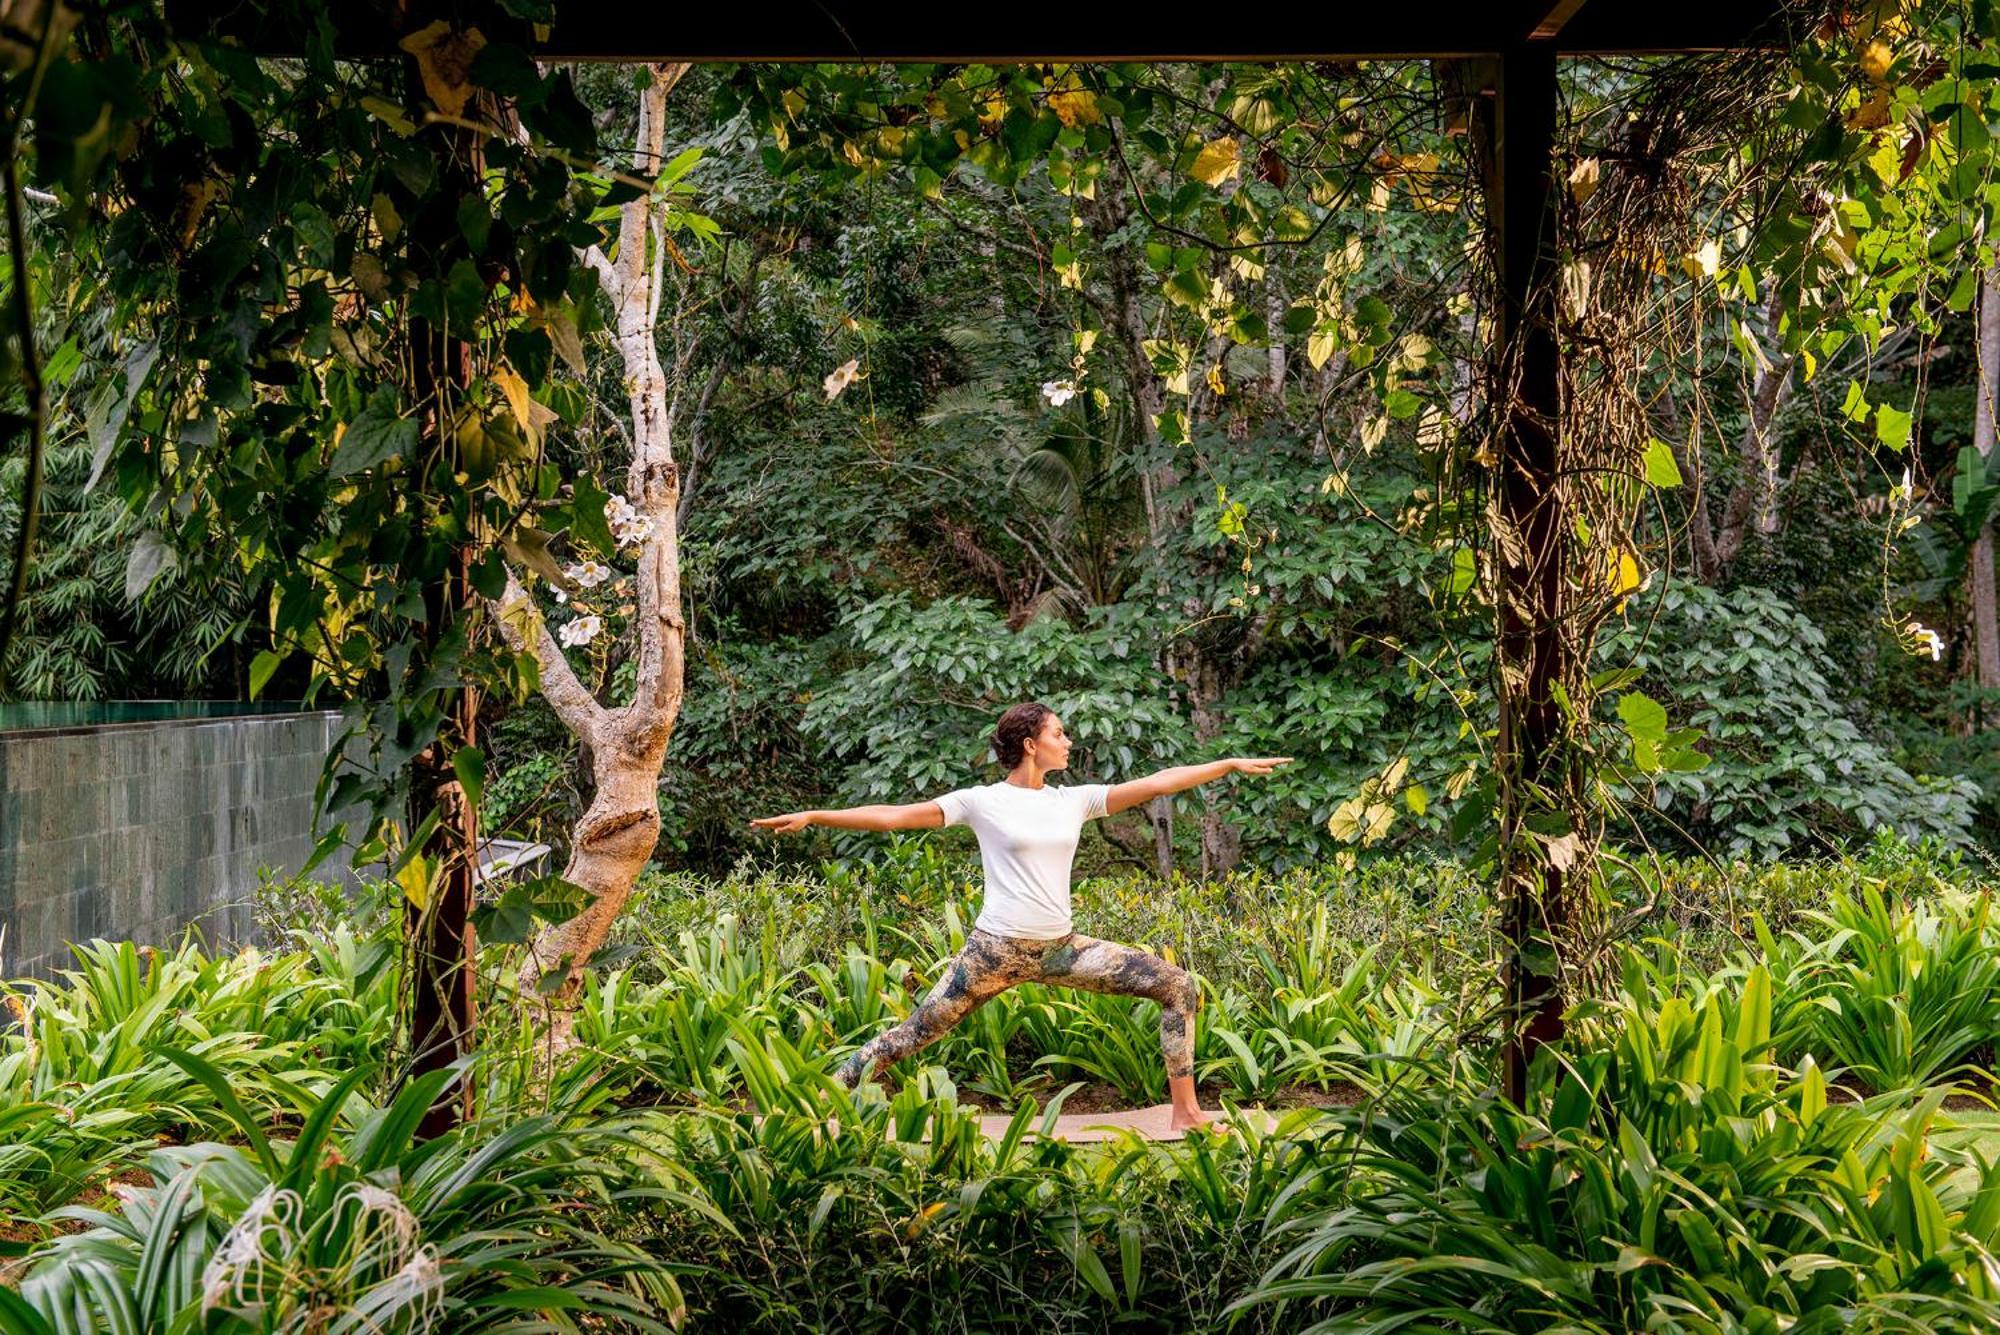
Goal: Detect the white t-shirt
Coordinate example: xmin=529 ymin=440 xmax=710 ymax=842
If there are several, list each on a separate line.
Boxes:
xmin=932 ymin=780 xmax=1111 ymax=939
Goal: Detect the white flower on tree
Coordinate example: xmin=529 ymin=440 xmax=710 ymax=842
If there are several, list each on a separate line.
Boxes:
xmin=558 ymin=614 xmax=603 ymax=648
xmin=565 ymin=559 xmax=612 ymax=587
xmin=1906 ymin=619 xmax=1944 ymax=661
xmin=1041 ymin=378 xmax=1078 ymax=406
xmin=603 ymin=494 xmax=655 ymax=548
xmin=823 ymin=357 xmax=861 ymax=400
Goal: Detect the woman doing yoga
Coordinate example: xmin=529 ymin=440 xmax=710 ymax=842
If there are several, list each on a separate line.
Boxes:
xmin=752 ymin=701 xmax=1291 ymax=1133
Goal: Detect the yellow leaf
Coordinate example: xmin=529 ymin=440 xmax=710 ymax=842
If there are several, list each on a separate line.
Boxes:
xmin=1568 ymin=157 xmax=1600 ymax=205
xmin=1190 ymin=137 xmax=1242 ymax=188
xmin=1307 ymin=330 xmax=1339 ymax=370
xmin=1682 ymin=238 xmax=1721 ymax=279
xmin=397 ymin=20 xmax=486 ymax=120
xmin=360 ymin=97 xmax=417 ymax=138
xmin=1207 ymin=364 xmax=1227 ymax=397
xmin=1381 ymin=755 xmax=1409 ymax=793
xmin=905 ymin=1201 xmax=947 ymax=1240
xmin=397 ymin=853 xmax=433 ymax=911
xmin=1050 ymin=89 xmax=1101 ymax=127
xmin=1859 ymin=38 xmax=1893 ymax=85
xmin=492 ymin=366 xmax=538 ymax=447
xmin=1361 ymin=803 xmax=1394 ymax=846
xmin=1405 ymin=783 xmax=1428 ymax=816
xmin=1845 ymin=87 xmax=1891 ymax=130
xmin=1607 ymin=549 xmax=1643 ymax=598
xmin=371 ymin=193 xmax=403 ymax=242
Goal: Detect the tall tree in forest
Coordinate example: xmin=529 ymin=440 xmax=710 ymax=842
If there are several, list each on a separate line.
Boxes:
xmin=491 ymin=64 xmax=701 ymax=1038
xmin=1971 ymin=268 xmax=2000 ymax=717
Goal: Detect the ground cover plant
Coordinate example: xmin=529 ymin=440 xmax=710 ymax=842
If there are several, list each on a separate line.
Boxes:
xmin=7 ymin=837 xmax=2000 ymax=1331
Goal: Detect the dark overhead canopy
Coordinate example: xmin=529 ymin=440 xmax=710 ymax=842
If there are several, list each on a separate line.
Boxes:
xmin=176 ymin=0 xmax=1805 ymax=61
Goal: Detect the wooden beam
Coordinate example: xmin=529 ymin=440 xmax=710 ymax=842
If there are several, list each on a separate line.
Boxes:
xmin=167 ymin=0 xmax=1792 ymax=61
xmin=1529 ymin=0 xmax=1591 ymax=41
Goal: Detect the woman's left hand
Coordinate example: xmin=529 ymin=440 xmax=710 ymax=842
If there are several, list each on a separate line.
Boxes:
xmin=1231 ymin=757 xmax=1294 ymax=776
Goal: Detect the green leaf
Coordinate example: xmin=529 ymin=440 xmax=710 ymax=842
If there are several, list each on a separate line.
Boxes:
xmin=155 ymin=1046 xmax=278 ymax=1176
xmin=1642 ymin=438 xmax=1683 ymax=488
xmin=1449 ymin=546 xmax=1477 ymax=595
xmin=1875 ymin=401 xmax=1913 ymax=452
xmin=568 ymin=474 xmax=619 ymax=558
xmin=453 ymin=745 xmax=485 ymax=810
xmin=0 ymin=1289 xmax=54 ymax=1335
xmin=248 ymin=649 xmax=284 ymax=701
xmin=124 ymin=530 xmax=177 ymax=603
xmin=1617 ymin=692 xmax=1669 ymax=743
xmin=472 ymin=885 xmax=537 ymax=944
xmin=329 ymin=398 xmax=420 ymax=477
xmin=1841 ymin=379 xmax=1871 ymax=423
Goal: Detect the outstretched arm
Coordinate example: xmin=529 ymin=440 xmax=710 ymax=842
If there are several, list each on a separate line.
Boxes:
xmin=1105 ymin=757 xmax=1292 ymax=817
xmin=750 ymin=801 xmax=945 ymax=835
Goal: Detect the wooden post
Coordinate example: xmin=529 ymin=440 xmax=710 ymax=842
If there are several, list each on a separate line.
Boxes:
xmin=1479 ymin=41 xmax=1570 ymax=1103
xmin=400 ymin=22 xmax=483 ymax=1140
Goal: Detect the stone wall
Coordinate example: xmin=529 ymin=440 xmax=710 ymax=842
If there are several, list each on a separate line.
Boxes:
xmin=0 ymin=710 xmax=360 ymax=980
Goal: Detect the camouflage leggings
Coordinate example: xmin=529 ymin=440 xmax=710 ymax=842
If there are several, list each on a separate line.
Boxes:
xmin=835 ymin=927 xmax=1199 ymax=1088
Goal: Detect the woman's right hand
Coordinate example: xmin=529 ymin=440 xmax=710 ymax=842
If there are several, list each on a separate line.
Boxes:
xmin=750 ymin=811 xmax=815 ymax=835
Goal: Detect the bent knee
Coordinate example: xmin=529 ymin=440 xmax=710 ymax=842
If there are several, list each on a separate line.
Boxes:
xmin=1161 ymin=966 xmax=1199 ymax=1015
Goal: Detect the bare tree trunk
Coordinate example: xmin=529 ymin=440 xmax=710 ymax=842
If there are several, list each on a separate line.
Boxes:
xmin=1147 ymin=794 xmax=1174 ymax=879
xmin=1710 ymin=295 xmax=1796 ymax=577
xmin=1087 ymin=181 xmax=1185 ymax=874
xmin=1972 ymin=267 xmax=2000 ymax=714
xmin=491 ymin=65 xmax=691 ymax=1048
xmin=1265 ymin=247 xmax=1286 ymax=400
xmin=1188 ymin=654 xmax=1243 ymax=880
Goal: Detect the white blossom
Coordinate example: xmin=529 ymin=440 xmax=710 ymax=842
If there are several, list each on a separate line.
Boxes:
xmin=604 ymin=495 xmax=656 ymax=548
xmin=201 ymin=1184 xmax=302 ymax=1312
xmin=1908 ymin=620 xmax=1944 ymax=661
xmin=558 ymin=615 xmax=602 ymax=648
xmin=823 ymin=358 xmax=861 ymax=400
xmin=1041 ymin=379 xmax=1078 ymax=407
xmin=565 ymin=559 xmax=612 ymax=588
xmin=377 ymin=1246 xmax=445 ymax=1327
xmin=341 ymin=1182 xmax=420 ymax=1253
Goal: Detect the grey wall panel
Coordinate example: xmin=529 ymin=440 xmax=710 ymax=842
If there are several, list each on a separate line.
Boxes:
xmin=0 ymin=711 xmax=363 ymax=980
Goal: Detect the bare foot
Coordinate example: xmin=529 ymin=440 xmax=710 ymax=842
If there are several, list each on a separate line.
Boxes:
xmin=1168 ymin=1105 xmax=1217 ymax=1135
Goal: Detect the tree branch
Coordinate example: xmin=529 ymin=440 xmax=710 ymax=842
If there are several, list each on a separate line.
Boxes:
xmin=491 ymin=576 xmax=606 ymax=737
